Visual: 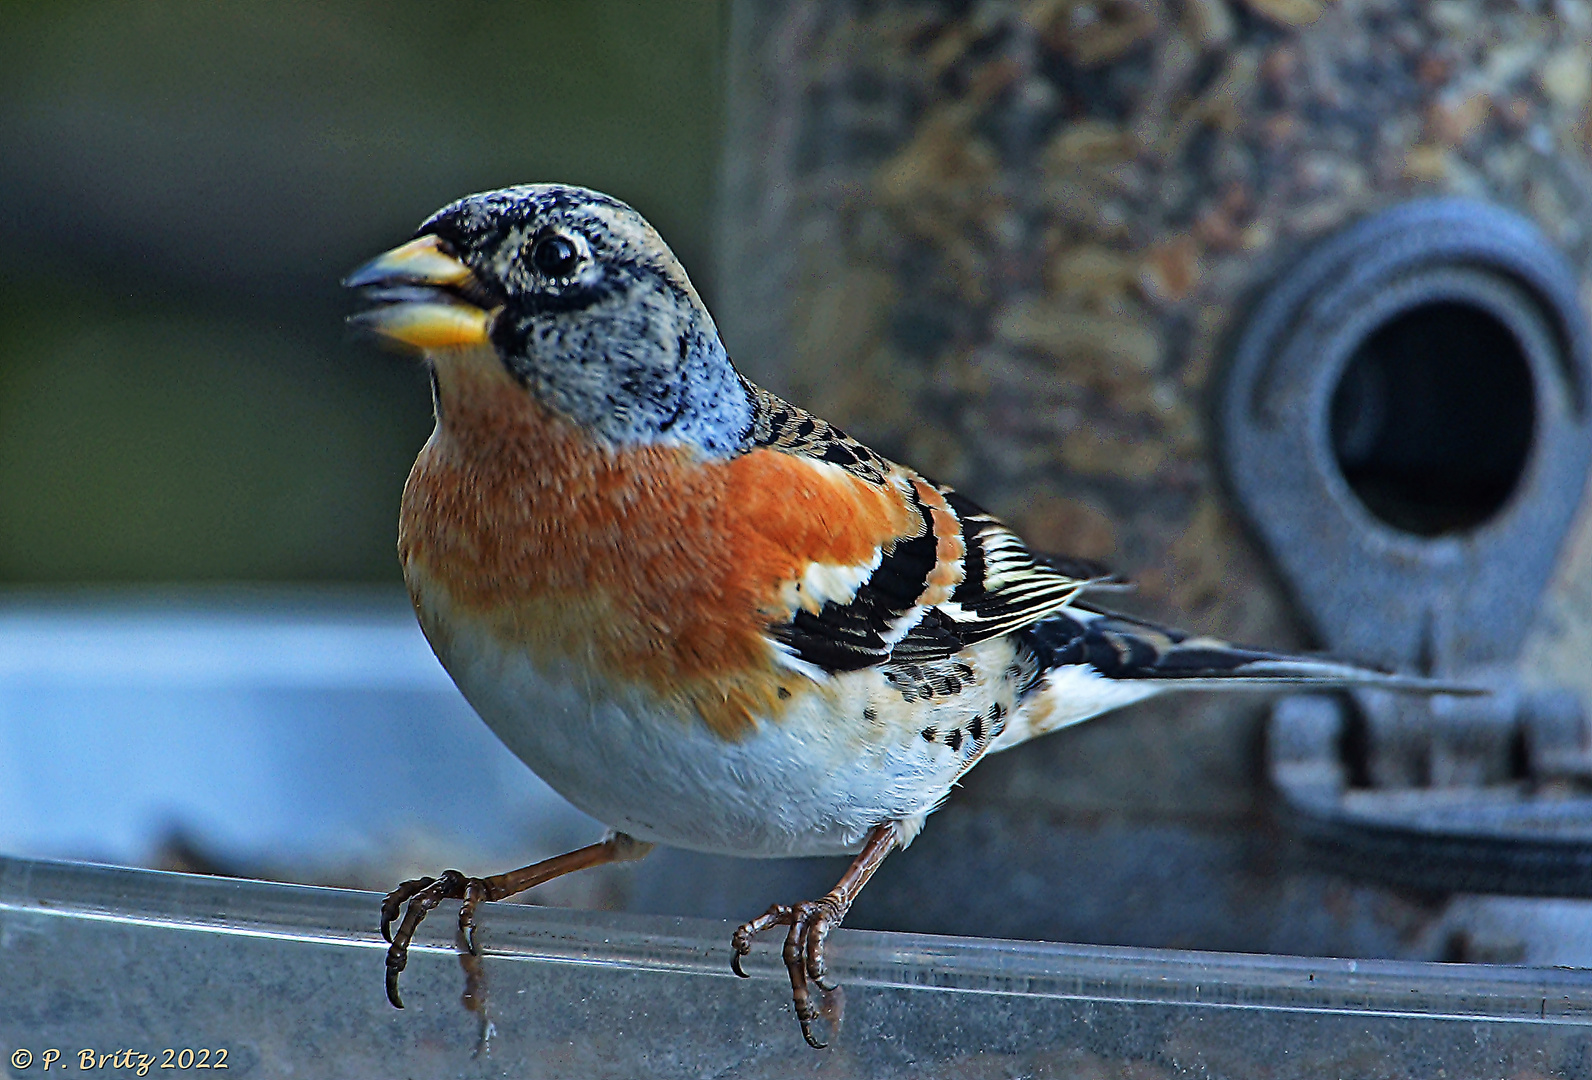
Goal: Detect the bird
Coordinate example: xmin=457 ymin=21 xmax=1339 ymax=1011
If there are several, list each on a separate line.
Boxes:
xmin=346 ymin=183 xmax=1471 ymax=1049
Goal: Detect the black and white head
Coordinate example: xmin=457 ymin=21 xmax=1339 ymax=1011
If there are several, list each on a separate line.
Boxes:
xmin=346 ymin=183 xmax=751 ymax=456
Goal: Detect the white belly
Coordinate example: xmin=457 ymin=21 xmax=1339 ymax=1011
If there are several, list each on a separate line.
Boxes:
xmin=417 ymin=594 xmax=1015 ymax=858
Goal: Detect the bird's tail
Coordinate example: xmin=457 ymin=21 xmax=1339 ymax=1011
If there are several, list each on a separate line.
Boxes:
xmin=998 ymin=604 xmax=1480 ymax=751
xmin=1028 ymin=603 xmax=1479 ymax=692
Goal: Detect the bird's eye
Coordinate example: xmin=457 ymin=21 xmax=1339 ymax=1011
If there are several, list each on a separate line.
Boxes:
xmin=532 ymin=234 xmax=581 ymax=279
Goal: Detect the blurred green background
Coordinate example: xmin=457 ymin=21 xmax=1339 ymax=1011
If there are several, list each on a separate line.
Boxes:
xmin=0 ymin=2 xmax=725 ymax=582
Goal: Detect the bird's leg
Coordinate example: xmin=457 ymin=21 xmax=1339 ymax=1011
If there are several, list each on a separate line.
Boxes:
xmin=731 ymin=821 xmax=901 ymax=1049
xmin=381 ymin=831 xmax=653 ymax=1008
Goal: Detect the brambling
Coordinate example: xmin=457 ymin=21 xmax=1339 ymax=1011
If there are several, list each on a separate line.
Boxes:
xmin=347 ymin=183 xmax=1468 ymax=1049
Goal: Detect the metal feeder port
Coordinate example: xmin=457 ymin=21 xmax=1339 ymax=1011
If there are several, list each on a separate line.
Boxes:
xmin=1220 ymin=198 xmax=1592 ymax=895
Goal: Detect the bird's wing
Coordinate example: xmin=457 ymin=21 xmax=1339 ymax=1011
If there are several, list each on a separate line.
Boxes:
xmin=739 ymin=378 xmax=898 ymax=486
xmin=906 ymin=489 xmax=1123 ymax=651
xmin=739 ymin=384 xmax=1117 ymax=677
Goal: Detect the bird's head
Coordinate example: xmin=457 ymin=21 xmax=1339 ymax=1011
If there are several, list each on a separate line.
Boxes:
xmin=346 ymin=183 xmax=750 ymax=455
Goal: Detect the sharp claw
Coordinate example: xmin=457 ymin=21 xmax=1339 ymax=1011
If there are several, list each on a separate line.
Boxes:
xmin=816 ymin=976 xmax=839 ymax=992
xmin=731 ymin=950 xmax=749 ymax=978
xmin=384 ymin=913 xmax=409 ymax=1007
xmin=799 ymin=1019 xmax=827 ymax=1050
xmin=385 ymin=961 xmax=406 ymax=1009
xmin=380 ymin=900 xmax=401 ymax=945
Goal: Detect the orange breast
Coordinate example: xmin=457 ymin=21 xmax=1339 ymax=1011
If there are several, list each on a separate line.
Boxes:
xmin=399 ymin=361 xmax=915 ymax=739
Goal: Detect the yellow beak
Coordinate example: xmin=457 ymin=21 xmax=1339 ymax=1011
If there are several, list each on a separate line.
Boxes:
xmin=345 ymin=235 xmax=496 ymax=350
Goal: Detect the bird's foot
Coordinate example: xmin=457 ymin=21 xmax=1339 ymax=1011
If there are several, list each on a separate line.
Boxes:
xmin=379 ymin=833 xmax=654 ymax=1011
xmin=728 ymin=823 xmax=900 ymax=1049
xmin=732 ymin=895 xmax=848 ymax=1049
xmin=381 ymin=869 xmax=491 ymax=1009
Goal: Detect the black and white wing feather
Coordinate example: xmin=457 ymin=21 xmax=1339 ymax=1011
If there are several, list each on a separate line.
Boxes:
xmin=930 ymin=490 xmax=1119 ymax=644
xmin=742 ymin=386 xmax=1114 ymax=677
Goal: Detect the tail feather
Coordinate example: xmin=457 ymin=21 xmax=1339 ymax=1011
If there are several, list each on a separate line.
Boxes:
xmin=994 ymin=604 xmax=1483 ymax=753
xmin=1022 ymin=604 xmax=1481 ymax=696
